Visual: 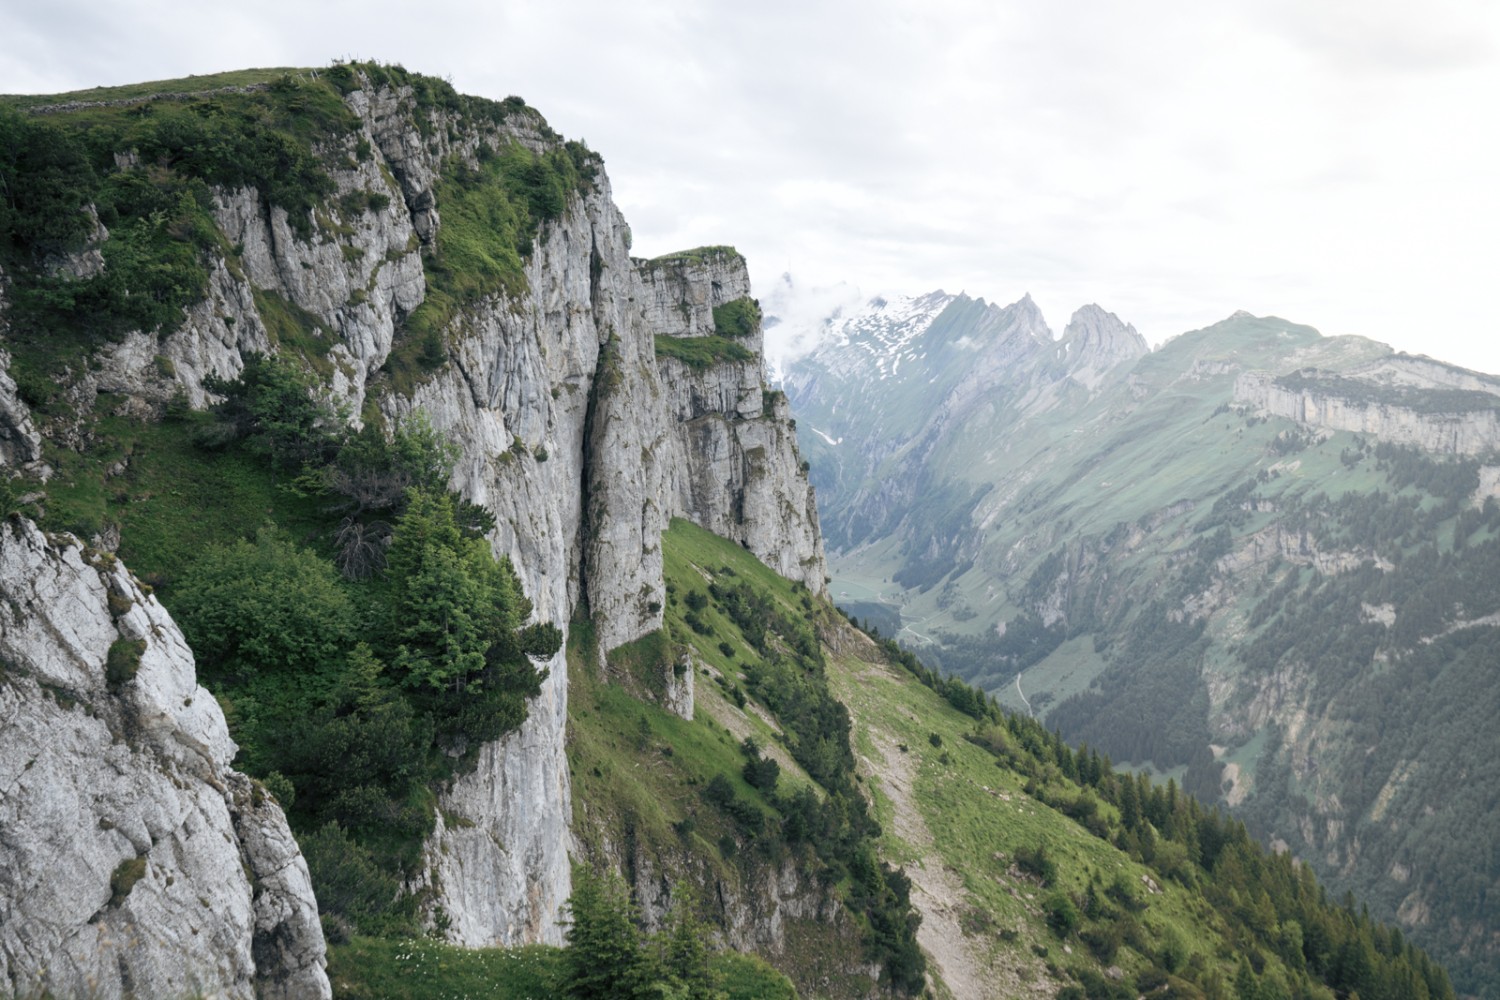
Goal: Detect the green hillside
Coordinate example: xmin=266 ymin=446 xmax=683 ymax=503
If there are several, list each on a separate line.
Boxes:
xmin=789 ymin=305 xmax=1500 ymax=996
xmin=576 ymin=520 xmax=1451 ymax=999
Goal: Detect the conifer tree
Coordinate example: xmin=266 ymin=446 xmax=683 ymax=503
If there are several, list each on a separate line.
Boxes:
xmin=564 ymin=866 xmax=643 ymax=1000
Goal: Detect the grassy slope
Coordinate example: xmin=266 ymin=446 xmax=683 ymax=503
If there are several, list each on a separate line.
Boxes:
xmin=650 ymin=522 xmax=1341 ymax=999
xmin=328 ymin=936 xmax=794 ymax=999
xmin=38 ymin=408 xmax=331 ymax=585
xmin=1 ymin=68 xmax=304 ymax=106
xmin=828 ymin=633 xmax=1276 ymax=998
xmin=647 ymin=523 xmax=1438 ymax=1000
xmin=567 ymin=518 xmax=872 ymax=999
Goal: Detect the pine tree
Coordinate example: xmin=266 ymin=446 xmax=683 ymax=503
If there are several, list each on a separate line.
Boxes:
xmin=1119 ymin=772 xmax=1142 ymax=831
xmin=656 ymin=892 xmax=726 ymax=1000
xmin=564 ymin=866 xmax=643 ymax=1000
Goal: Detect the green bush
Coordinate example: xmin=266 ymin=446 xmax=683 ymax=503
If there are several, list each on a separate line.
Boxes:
xmin=0 ymin=106 xmax=99 ymax=259
xmin=108 ymin=856 xmax=147 ymax=906
xmin=299 ymin=822 xmax=411 ymax=935
xmin=199 ymin=353 xmax=343 ymax=471
xmin=711 ymin=296 xmax=761 ymax=339
xmin=1045 ymin=890 xmax=1081 ymax=936
xmin=105 ymin=637 xmax=146 ymax=686
xmin=384 ymin=488 xmax=553 ymax=700
xmin=172 ymin=528 xmax=355 ymax=676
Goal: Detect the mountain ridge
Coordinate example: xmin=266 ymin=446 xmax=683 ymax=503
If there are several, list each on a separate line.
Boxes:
xmin=784 ymin=290 xmax=1500 ymax=996
xmin=0 ymin=62 xmax=827 ymax=995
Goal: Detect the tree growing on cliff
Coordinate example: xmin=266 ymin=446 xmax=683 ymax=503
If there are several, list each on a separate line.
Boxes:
xmin=382 ymin=487 xmax=559 ymax=752
xmin=563 ymin=866 xmax=645 ymax=1000
xmin=563 ymin=867 xmax=727 ymax=1000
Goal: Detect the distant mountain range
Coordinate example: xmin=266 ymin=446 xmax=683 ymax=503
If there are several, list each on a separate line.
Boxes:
xmin=780 ymin=290 xmax=1500 ymax=997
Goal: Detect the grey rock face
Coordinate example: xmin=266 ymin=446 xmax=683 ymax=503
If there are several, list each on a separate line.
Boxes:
xmin=662 ymin=654 xmax=695 ymax=720
xmin=660 ymin=362 xmax=827 ymax=594
xmin=0 ymin=347 xmax=44 ymax=473
xmin=1057 ymin=304 xmax=1149 ymax=390
xmin=0 ymin=71 xmax=827 ymax=953
xmin=636 ymin=249 xmax=755 ymax=346
xmin=0 ymin=277 xmax=44 ymax=475
xmin=645 ymin=252 xmax=825 ymax=595
xmin=1236 ymin=358 xmax=1500 ymax=456
xmin=390 ymin=207 xmax=600 ymax=944
xmin=595 ymin=833 xmax=874 ymax=995
xmin=37 ymin=206 xmax=108 ymax=282
xmin=0 ymin=518 xmax=328 ymax=1000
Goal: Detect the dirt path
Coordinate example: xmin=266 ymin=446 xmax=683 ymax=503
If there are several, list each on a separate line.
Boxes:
xmin=1014 ymin=672 xmax=1035 ymax=718
xmin=839 ymin=655 xmax=1055 ymax=999
xmin=861 ymin=724 xmax=992 ymax=1000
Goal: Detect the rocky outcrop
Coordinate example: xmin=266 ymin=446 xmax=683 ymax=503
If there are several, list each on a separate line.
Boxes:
xmin=1236 ymin=359 xmax=1500 ymax=456
xmin=941 ymin=293 xmax=1055 ymax=417
xmin=635 ymin=248 xmax=755 ymax=343
xmin=0 ymin=276 xmax=42 ymax=475
xmin=0 ymin=347 xmax=43 ymax=473
xmin=0 ymin=70 xmax=827 ymax=953
xmin=1056 ymin=304 xmax=1148 ymax=390
xmin=662 ymin=653 xmax=695 ymax=719
xmin=661 ymin=368 xmax=827 ymax=594
xmin=649 ymin=253 xmax=826 ymax=595
xmin=0 ymin=517 xmax=328 ymax=1000
xmin=400 ymin=210 xmax=820 ymax=938
xmin=576 ymin=825 xmax=873 ymax=999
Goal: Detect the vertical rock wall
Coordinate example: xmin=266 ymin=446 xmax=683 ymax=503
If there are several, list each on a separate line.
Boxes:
xmin=643 ymin=252 xmax=827 ymax=595
xmin=0 ymin=518 xmax=329 ymax=999
xmin=635 ymin=248 xmax=755 ymax=343
xmin=0 ymin=71 xmax=827 ymax=951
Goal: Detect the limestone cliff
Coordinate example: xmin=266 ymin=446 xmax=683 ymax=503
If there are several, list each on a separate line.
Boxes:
xmin=644 ymin=250 xmax=826 ymax=595
xmin=0 ymin=518 xmax=328 ymax=999
xmin=0 ymin=66 xmax=825 ymax=951
xmin=1235 ymin=356 xmax=1500 ymax=456
xmin=635 ymin=247 xmax=755 ymax=342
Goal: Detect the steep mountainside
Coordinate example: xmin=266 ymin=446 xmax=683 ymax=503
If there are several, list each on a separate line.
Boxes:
xmin=330 ymin=517 xmax=1456 ymax=1000
xmin=0 ymin=63 xmax=823 ymax=992
xmin=785 ymin=299 xmax=1500 ymax=996
xmin=783 ymin=291 xmax=1145 ymax=576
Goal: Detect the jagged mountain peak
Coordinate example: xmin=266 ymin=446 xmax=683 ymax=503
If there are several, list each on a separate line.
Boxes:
xmin=799 ymin=290 xmax=959 ymax=382
xmin=1056 ymin=303 xmax=1149 ymax=382
xmin=988 ymin=291 xmax=1055 ymax=346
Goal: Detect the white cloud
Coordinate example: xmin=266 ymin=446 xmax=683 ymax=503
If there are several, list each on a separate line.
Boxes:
xmin=4 ymin=0 xmax=1499 ymax=372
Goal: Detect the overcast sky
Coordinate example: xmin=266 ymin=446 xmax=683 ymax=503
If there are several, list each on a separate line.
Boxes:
xmin=5 ymin=1 xmax=1500 ymax=372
